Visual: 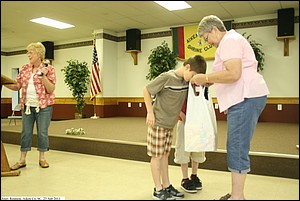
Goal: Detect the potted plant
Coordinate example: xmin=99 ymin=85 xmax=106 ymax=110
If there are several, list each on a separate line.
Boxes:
xmin=242 ymin=32 xmax=265 ymax=72
xmin=61 ymin=59 xmax=90 ymax=118
xmin=146 ymin=41 xmax=178 ymax=80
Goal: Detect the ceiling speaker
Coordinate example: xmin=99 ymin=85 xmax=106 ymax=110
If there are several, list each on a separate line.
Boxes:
xmin=42 ymin=41 xmax=54 ymax=60
xmin=126 ymin=29 xmax=141 ymax=51
xmin=277 ymin=8 xmax=294 ymax=37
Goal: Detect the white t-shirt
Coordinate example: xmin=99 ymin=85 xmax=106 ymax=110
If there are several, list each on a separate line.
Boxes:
xmin=25 ymin=74 xmax=39 ymax=107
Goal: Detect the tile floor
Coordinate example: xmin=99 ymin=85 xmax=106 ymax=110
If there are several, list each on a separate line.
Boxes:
xmin=1 ymin=143 xmax=299 ymax=200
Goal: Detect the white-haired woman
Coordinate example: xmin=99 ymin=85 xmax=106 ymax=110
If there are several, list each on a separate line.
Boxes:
xmin=191 ymin=15 xmax=269 ymax=200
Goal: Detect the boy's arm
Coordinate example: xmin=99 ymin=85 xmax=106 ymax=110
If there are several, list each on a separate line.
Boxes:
xmin=143 ymin=87 xmax=155 ymax=127
xmin=179 ymin=111 xmax=186 ymax=123
xmin=180 ymin=99 xmax=187 ymax=123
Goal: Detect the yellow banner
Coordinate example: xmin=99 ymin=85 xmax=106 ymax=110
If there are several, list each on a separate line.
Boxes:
xmin=184 ymin=25 xmax=216 ymax=60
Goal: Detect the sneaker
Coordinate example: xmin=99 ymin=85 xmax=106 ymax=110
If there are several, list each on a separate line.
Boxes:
xmin=165 ymin=184 xmax=184 ymax=199
xmin=190 ymin=175 xmax=202 ymax=190
xmin=153 ymin=188 xmax=175 ymax=200
xmin=180 ymin=179 xmax=197 ymax=193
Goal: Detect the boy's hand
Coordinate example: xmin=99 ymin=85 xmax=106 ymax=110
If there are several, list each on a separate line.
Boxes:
xmin=204 ymin=83 xmax=214 ymax=87
xmin=190 ymin=74 xmax=213 ymax=87
xmin=146 ymin=112 xmax=155 ymax=127
xmin=190 ymin=74 xmax=205 ymax=85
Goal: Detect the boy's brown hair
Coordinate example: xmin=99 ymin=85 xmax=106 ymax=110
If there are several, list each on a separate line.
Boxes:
xmin=184 ymin=55 xmax=207 ymax=74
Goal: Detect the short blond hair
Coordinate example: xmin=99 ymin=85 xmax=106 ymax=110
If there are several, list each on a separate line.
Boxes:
xmin=26 ymin=42 xmax=46 ymax=60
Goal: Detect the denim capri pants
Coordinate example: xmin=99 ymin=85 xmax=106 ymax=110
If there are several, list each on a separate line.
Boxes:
xmin=226 ymin=96 xmax=267 ymax=173
xmin=21 ymin=105 xmax=53 ymax=152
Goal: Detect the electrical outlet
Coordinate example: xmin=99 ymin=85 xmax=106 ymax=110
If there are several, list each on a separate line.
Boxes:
xmin=128 ymin=102 xmax=131 ymax=108
xmin=214 ymin=103 xmax=219 ymax=109
xmin=277 ymin=104 xmax=282 ymax=111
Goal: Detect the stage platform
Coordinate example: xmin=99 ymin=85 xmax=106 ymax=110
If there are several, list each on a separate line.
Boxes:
xmin=1 ymin=117 xmax=299 ymax=179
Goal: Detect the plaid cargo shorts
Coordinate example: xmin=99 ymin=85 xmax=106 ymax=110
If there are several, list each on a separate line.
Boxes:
xmin=147 ymin=126 xmax=173 ymax=158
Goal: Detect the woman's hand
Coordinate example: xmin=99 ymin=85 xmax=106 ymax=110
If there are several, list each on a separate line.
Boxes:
xmin=190 ymin=74 xmax=206 ymax=86
xmin=41 ymin=67 xmax=49 ymax=76
xmin=3 ymin=83 xmax=20 ymax=91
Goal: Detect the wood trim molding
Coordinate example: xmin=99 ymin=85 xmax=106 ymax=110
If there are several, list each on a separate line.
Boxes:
xmin=1 ymin=98 xmax=11 ymax=104
xmin=117 ymin=97 xmax=145 ymax=103
xmin=2 ymin=97 xmax=299 ymax=105
xmin=266 ymin=97 xmax=299 ymax=104
xmin=211 ymin=97 xmax=299 ymax=104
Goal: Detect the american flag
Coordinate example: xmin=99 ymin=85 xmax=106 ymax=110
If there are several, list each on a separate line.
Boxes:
xmin=90 ymin=43 xmax=102 ymax=101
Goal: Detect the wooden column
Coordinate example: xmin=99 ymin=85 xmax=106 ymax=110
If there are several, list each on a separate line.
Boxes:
xmin=1 ymin=74 xmax=21 ymax=176
xmin=1 ymin=142 xmax=21 ymax=176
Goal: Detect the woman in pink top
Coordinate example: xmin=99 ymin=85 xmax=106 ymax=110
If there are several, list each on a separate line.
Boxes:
xmin=190 ymin=15 xmax=269 ymax=200
xmin=4 ymin=42 xmax=56 ymax=170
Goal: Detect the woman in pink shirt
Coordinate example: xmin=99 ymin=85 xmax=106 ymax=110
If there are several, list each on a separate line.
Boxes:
xmin=191 ymin=15 xmax=269 ymax=200
xmin=5 ymin=42 xmax=56 ymax=170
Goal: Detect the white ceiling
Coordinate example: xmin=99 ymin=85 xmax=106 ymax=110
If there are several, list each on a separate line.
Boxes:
xmin=1 ymin=1 xmax=299 ymax=51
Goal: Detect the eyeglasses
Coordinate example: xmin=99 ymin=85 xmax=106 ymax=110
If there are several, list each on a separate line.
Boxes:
xmin=204 ymin=33 xmax=209 ymax=43
xmin=204 ymin=35 xmax=208 ymax=43
xmin=198 ymin=33 xmax=209 ymax=46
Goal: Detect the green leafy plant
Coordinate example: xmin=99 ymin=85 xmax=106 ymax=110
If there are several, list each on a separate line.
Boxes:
xmin=146 ymin=41 xmax=178 ymax=80
xmin=61 ymin=59 xmax=90 ymax=116
xmin=242 ymin=32 xmax=265 ymax=72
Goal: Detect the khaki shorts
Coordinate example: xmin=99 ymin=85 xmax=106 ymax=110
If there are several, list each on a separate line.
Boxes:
xmin=147 ymin=126 xmax=173 ymax=158
xmin=174 ymin=120 xmax=206 ymax=164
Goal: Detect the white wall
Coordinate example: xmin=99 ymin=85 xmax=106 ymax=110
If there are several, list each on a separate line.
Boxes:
xmin=116 ymin=36 xmax=173 ymax=97
xmin=102 ymin=38 xmax=118 ymax=97
xmin=1 ymin=15 xmax=299 ymax=99
xmin=236 ymin=25 xmax=299 ymax=97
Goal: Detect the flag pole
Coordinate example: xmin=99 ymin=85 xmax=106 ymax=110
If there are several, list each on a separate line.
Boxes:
xmin=91 ymin=97 xmax=99 ymax=119
xmin=92 ymin=32 xmax=96 ymax=46
xmin=91 ymin=32 xmax=99 ymax=119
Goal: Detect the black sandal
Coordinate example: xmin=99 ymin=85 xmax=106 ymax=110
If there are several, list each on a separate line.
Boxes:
xmin=219 ymin=193 xmax=231 ymax=200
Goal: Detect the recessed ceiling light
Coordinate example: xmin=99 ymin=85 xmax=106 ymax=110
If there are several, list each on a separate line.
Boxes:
xmin=154 ymin=1 xmax=191 ymax=11
xmin=30 ymin=17 xmax=75 ymax=29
